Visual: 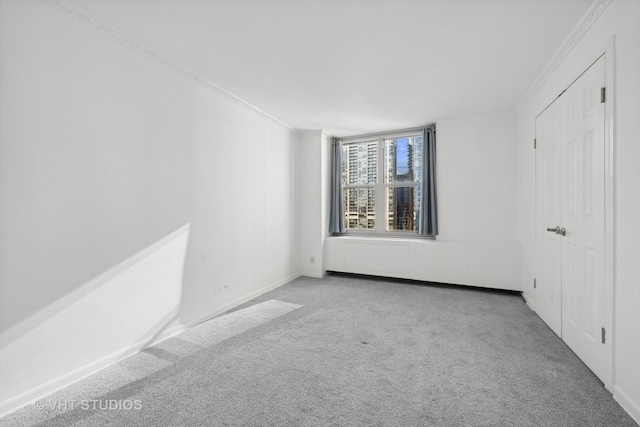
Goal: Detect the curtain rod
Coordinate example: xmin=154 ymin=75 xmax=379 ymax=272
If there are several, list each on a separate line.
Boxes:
xmin=336 ymin=124 xmax=435 ymax=141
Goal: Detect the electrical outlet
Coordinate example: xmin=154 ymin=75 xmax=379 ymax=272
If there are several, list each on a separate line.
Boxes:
xmin=215 ymin=283 xmax=230 ymax=294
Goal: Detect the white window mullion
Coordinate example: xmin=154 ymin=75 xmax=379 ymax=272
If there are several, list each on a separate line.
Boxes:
xmin=376 ymin=137 xmax=385 ymax=232
xmin=343 ymin=184 xmax=376 ymax=190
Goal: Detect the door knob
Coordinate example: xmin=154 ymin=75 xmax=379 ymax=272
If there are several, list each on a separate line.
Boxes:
xmin=546 ymin=226 xmax=566 ymax=236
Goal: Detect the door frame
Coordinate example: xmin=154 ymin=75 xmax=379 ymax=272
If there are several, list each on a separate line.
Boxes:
xmin=534 ymin=38 xmax=615 ymax=391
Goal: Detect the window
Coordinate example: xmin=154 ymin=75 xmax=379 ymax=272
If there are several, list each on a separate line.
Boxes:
xmin=339 ymin=130 xmax=425 ymax=235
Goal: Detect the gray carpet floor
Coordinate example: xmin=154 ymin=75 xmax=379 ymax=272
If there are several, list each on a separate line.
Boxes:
xmin=1 ymin=274 xmax=636 ymax=426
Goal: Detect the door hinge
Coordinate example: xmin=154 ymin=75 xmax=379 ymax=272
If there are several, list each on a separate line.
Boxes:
xmin=601 ymin=327 xmax=606 ymax=344
xmin=600 ymin=87 xmax=606 ymax=103
xmin=534 ymin=138 xmax=537 ymax=149
xmin=533 ymin=278 xmax=536 ymax=289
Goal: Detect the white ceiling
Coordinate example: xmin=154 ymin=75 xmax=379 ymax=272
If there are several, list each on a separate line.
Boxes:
xmin=68 ymin=0 xmax=593 ymax=136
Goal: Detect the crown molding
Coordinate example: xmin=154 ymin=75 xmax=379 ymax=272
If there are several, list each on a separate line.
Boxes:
xmin=515 ymin=0 xmax=612 ymax=112
xmin=45 ymin=0 xmax=294 ymax=131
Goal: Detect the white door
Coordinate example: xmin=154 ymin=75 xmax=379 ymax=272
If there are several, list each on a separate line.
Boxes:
xmin=559 ymin=56 xmax=607 ymax=383
xmin=535 ymin=55 xmax=608 ymax=384
xmin=535 ymin=96 xmax=562 ymax=336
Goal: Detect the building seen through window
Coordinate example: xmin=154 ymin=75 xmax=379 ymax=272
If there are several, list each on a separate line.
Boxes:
xmin=341 ymin=133 xmax=423 ymax=233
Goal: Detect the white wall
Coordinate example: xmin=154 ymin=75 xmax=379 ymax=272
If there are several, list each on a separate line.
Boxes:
xmin=295 ymin=129 xmax=332 ymax=277
xmin=0 ymin=1 xmax=297 ymax=415
xmin=295 ymin=130 xmax=329 ymax=278
xmin=516 ymin=0 xmax=640 ymax=422
xmin=437 ymin=113 xmax=518 ymax=245
xmin=325 ymin=112 xmax=522 ymax=291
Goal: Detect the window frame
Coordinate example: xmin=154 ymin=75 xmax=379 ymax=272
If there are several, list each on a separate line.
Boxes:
xmin=339 ymin=129 xmax=431 ymax=238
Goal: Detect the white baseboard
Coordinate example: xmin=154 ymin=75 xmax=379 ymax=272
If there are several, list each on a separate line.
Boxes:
xmin=300 ymin=271 xmax=324 ymax=279
xmin=0 ymin=273 xmax=300 ymax=419
xmin=0 ymin=336 xmax=150 ymax=418
xmin=522 ymin=291 xmax=535 ymax=312
xmin=613 ymin=385 xmax=640 ymax=426
xmin=179 ymin=273 xmax=301 ymax=330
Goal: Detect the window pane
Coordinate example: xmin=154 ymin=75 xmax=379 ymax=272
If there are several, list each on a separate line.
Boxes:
xmin=344 ymin=188 xmax=375 ymax=230
xmin=387 ymin=186 xmax=420 ymax=231
xmin=342 ymin=141 xmax=377 ymax=185
xmin=384 ymin=136 xmax=423 ymax=183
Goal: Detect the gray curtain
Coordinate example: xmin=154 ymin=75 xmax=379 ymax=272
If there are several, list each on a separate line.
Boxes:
xmin=418 ymin=125 xmax=438 ymax=236
xmin=328 ymin=138 xmax=345 ymax=234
